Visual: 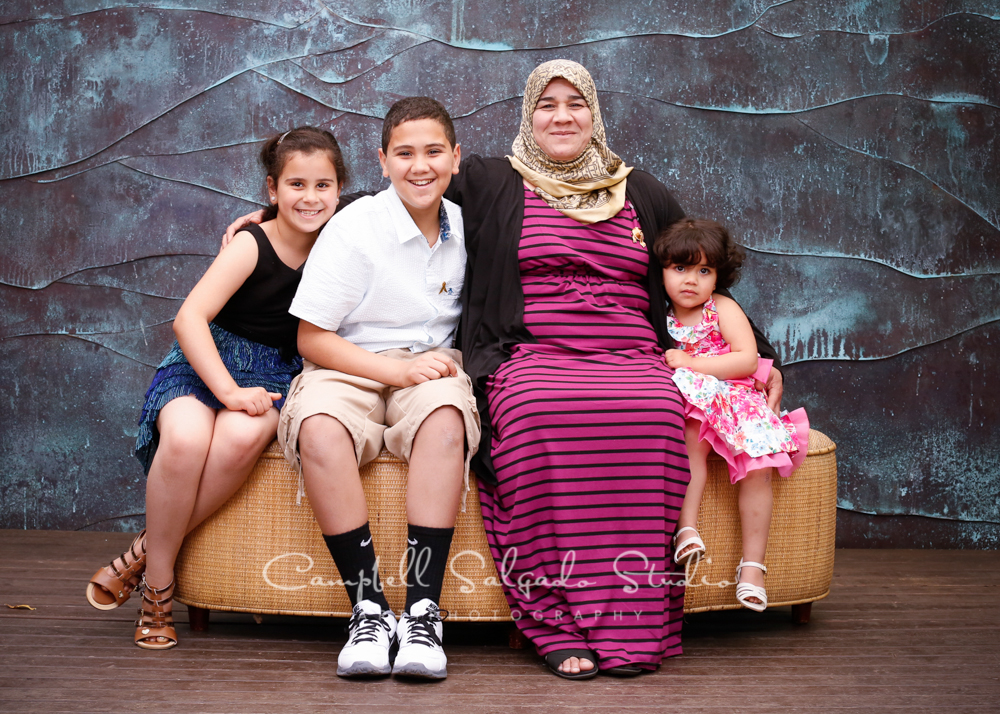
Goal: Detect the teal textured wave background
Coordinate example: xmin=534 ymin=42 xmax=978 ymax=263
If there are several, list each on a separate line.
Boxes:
xmin=1 ymin=1 xmax=997 ymax=545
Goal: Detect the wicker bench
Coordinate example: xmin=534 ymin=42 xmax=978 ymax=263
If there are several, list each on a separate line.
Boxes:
xmin=175 ymin=429 xmax=837 ymax=628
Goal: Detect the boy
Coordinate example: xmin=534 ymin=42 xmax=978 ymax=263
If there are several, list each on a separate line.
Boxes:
xmin=279 ymin=97 xmax=480 ymax=679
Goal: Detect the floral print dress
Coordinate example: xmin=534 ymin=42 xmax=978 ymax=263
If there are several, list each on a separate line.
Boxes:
xmin=668 ymin=297 xmax=809 ymax=483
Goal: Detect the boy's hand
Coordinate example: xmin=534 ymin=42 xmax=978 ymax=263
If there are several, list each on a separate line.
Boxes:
xmin=222 ymin=386 xmax=282 ymax=415
xmin=221 ymin=210 xmax=266 ymax=250
xmin=399 ymin=353 xmax=458 ymax=386
xmin=664 ymin=349 xmax=692 ymax=370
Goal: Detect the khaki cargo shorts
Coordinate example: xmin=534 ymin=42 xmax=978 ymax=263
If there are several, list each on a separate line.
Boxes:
xmin=278 ymin=347 xmax=481 ymax=505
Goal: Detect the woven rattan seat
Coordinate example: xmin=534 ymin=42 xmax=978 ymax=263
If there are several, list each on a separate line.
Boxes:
xmin=175 ymin=430 xmax=836 ymax=622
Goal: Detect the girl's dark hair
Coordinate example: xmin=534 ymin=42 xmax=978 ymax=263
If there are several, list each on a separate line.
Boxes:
xmin=652 ymin=218 xmax=745 ymax=290
xmin=259 ymin=126 xmax=348 ymax=221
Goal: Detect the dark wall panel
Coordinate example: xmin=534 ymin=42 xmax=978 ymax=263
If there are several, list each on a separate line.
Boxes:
xmin=1 ymin=1 xmax=997 ymax=546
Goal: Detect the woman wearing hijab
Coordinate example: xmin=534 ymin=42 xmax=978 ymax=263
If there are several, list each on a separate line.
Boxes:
xmin=446 ymin=60 xmax=781 ymax=678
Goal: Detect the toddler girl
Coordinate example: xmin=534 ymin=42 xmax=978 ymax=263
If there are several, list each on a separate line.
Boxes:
xmin=654 ymin=218 xmax=808 ymax=612
xmin=85 ymin=126 xmax=347 ymax=647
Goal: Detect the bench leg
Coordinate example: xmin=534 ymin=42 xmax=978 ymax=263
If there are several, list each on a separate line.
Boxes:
xmin=188 ymin=605 xmax=211 ymax=632
xmin=791 ymin=602 xmax=812 ymax=624
xmin=508 ymin=623 xmax=528 ymax=649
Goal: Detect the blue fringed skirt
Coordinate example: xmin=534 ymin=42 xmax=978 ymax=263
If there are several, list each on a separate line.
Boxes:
xmin=135 ymin=323 xmax=302 ymax=474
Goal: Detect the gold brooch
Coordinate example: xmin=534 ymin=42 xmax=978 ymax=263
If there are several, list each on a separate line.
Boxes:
xmin=631 ymin=227 xmax=646 ymax=248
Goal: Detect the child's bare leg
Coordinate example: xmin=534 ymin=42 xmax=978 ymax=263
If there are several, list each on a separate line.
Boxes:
xmin=300 ymin=413 xmax=389 ymax=611
xmin=406 ymin=406 xmax=464 ymax=527
xmin=185 ymin=408 xmax=280 ymax=533
xmin=737 ymin=467 xmax=773 ymax=602
xmin=298 ymin=414 xmax=367 ymax=535
xmin=676 ymin=419 xmax=711 ymax=560
xmin=144 ymin=396 xmax=216 ymax=590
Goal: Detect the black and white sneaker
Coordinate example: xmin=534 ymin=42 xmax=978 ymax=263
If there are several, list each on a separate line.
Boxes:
xmin=392 ymin=598 xmax=448 ymax=679
xmin=337 ymin=600 xmax=396 ymax=677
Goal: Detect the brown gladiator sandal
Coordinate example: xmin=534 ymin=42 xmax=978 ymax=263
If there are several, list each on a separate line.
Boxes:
xmin=85 ymin=529 xmax=147 ymax=610
xmin=134 ymin=575 xmax=178 ymax=650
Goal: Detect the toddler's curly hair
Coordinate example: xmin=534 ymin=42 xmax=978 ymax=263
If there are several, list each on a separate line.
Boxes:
xmin=652 ymin=218 xmax=745 ymax=290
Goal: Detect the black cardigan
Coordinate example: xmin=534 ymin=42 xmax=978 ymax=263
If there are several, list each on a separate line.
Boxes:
xmin=443 ymin=155 xmax=781 ymax=484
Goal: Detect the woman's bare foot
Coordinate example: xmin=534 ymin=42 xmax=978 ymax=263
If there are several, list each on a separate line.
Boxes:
xmin=545 ymin=649 xmax=598 ymax=679
xmin=558 ymin=655 xmax=596 ymax=675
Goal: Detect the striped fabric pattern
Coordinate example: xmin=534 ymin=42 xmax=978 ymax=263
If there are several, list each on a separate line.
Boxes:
xmin=480 ymin=189 xmax=690 ymax=670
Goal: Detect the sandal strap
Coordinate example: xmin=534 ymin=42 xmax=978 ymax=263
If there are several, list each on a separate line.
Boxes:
xmin=674 ymin=535 xmax=705 ymax=552
xmin=136 ymin=624 xmax=177 ymax=639
xmin=88 ymin=530 xmax=147 ymax=605
xmin=737 ymin=560 xmax=767 ymax=575
xmin=135 ymin=622 xmax=178 ymax=648
xmin=673 ymin=527 xmax=706 ymax=563
xmin=113 ymin=529 xmax=147 ymax=573
xmin=735 ymin=582 xmax=768 ymax=607
xmin=90 ymin=567 xmax=139 ymax=605
xmin=137 ymin=576 xmax=176 ymax=629
xmin=132 ymin=572 xmax=178 ymax=649
xmin=141 ymin=576 xmax=175 ymax=599
xmin=674 ymin=526 xmax=699 ymax=540
xmin=137 ymin=607 xmax=175 ymax=629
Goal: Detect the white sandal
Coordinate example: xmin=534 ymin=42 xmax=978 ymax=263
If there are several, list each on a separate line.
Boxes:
xmin=735 ymin=560 xmax=768 ymax=612
xmin=673 ymin=526 xmax=706 ymax=566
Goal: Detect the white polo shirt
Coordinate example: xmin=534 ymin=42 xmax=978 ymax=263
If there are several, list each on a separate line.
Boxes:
xmin=290 ymin=185 xmax=465 ymax=353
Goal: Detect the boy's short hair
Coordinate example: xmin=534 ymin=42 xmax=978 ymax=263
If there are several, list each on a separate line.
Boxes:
xmin=381 ymin=97 xmax=457 ymax=152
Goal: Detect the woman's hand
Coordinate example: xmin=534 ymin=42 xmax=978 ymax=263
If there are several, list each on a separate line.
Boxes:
xmin=222 ymin=386 xmax=282 ymax=416
xmin=664 ymin=349 xmax=692 ymax=370
xmin=398 ymin=353 xmax=458 ymax=387
xmin=757 ymin=367 xmax=783 ymax=414
xmin=221 ymin=210 xmax=266 ymax=250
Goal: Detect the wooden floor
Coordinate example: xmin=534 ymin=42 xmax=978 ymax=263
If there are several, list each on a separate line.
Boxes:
xmin=1 ymin=531 xmax=998 ymax=714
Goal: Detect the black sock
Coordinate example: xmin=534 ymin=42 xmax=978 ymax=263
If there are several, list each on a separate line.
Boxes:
xmin=404 ymin=523 xmax=454 ymax=611
xmin=322 ymin=523 xmax=390 ymax=611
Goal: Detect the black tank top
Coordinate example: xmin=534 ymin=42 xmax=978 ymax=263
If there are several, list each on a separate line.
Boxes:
xmin=213 ymin=223 xmax=303 ymax=355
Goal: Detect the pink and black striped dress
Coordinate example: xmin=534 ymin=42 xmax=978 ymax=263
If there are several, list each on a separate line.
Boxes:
xmin=480 ymin=188 xmax=690 ymax=670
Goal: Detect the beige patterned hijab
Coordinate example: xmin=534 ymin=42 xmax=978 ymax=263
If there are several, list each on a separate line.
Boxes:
xmin=509 ymin=59 xmax=632 ymax=223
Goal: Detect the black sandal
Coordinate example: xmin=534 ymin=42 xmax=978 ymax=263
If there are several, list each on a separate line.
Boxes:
xmin=544 ymin=649 xmax=599 ymax=680
xmin=603 ymin=664 xmax=645 ymax=677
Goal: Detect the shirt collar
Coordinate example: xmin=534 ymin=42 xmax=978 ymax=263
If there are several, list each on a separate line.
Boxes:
xmin=385 ymin=184 xmax=454 ymax=246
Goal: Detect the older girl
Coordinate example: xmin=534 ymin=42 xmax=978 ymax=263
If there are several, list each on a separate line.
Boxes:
xmin=85 ymin=127 xmax=346 ymax=649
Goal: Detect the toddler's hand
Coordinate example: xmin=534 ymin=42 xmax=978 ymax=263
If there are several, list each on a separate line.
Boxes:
xmin=223 ymin=386 xmax=282 ymax=415
xmin=399 ymin=353 xmax=458 ymax=386
xmin=664 ymin=349 xmax=691 ymax=370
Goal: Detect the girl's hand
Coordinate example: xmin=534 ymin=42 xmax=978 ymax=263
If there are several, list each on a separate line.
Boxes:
xmin=664 ymin=349 xmax=692 ymax=370
xmin=222 ymin=386 xmax=282 ymax=416
xmin=221 ymin=210 xmax=266 ymax=250
xmin=398 ymin=353 xmax=458 ymax=387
